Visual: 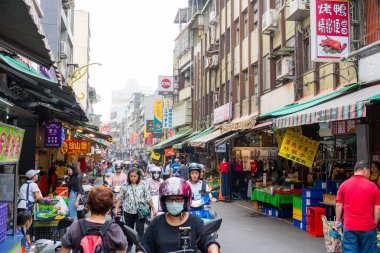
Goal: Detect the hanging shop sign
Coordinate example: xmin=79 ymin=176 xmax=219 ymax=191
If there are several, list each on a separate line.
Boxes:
xmin=44 ymin=122 xmax=63 ymax=148
xmin=276 ymin=126 xmax=302 ymax=146
xmin=0 ymin=123 xmax=24 ymax=163
xmin=163 ymin=97 xmax=173 ymax=129
xmin=310 ymin=0 xmax=350 ymax=62
xmin=164 ymin=148 xmax=176 ymax=157
xmin=146 ymin=120 xmax=154 ymax=133
xmin=158 ymin=76 xmax=174 ymax=95
xmin=332 ymin=119 xmax=360 ymax=135
xmin=278 ymin=130 xmax=320 ymax=168
xmin=60 ymin=140 xmax=91 ymax=154
xmin=215 ymin=144 xmax=227 ymax=153
xmin=214 ymin=103 xmax=230 ymax=124
xmin=220 ymin=117 xmax=255 ymax=133
xmin=151 ymin=151 xmax=161 ymax=160
xmin=100 ymin=124 xmax=110 ymax=134
xmin=154 ymin=99 xmax=163 ymax=137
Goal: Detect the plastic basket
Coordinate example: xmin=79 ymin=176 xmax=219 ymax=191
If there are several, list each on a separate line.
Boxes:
xmin=35 ymin=210 xmax=58 ymax=221
xmin=0 ymin=203 xmax=7 ymax=243
xmin=293 ymin=208 xmax=302 ymax=221
xmin=307 ymin=207 xmax=326 ymax=237
xmin=293 ymin=195 xmax=302 ymax=209
xmin=303 ymin=197 xmax=323 ymax=207
xmin=293 ymin=219 xmax=303 ymax=229
xmin=272 ymin=208 xmax=292 ymax=218
xmin=302 ymin=188 xmax=324 ymax=199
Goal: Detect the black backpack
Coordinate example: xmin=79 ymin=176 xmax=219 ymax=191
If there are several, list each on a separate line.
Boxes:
xmin=78 ymin=219 xmax=112 ymax=253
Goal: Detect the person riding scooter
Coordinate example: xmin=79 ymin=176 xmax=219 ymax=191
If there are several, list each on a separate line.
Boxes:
xmin=146 ymin=166 xmax=164 ymax=213
xmin=187 ymin=163 xmax=217 ymax=202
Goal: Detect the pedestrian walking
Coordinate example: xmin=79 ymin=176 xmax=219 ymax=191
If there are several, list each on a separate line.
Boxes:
xmin=335 ymin=161 xmax=380 ymax=253
xmin=65 ymin=163 xmax=84 ymax=221
xmin=162 ymin=161 xmax=171 ymax=180
xmin=60 ymin=186 xmax=128 ymax=253
xmin=170 ymin=158 xmax=181 ymax=177
xmin=174 ymin=159 xmax=189 ymax=180
xmin=114 ymin=168 xmax=157 ymax=252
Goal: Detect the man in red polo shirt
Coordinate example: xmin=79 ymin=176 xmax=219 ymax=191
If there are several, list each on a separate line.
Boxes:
xmin=336 ymin=161 xmax=380 ymax=253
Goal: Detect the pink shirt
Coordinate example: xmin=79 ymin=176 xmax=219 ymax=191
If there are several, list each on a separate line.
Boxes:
xmin=336 ymin=175 xmax=380 ymax=231
xmin=108 ymin=173 xmax=127 ymax=187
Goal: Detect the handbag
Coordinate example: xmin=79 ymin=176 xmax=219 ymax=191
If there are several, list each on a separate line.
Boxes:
xmin=131 ymin=185 xmax=151 ymax=219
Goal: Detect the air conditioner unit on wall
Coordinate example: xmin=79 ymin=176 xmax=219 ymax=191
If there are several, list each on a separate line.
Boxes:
xmin=213 ymin=93 xmax=218 ymax=102
xmin=60 ymin=41 xmax=69 ymax=59
xmin=262 ymin=9 xmax=278 ymax=34
xmin=286 ymin=0 xmax=310 ymax=21
xmin=184 ymin=70 xmax=190 ymax=79
xmin=210 ymin=55 xmax=219 ymax=69
xmin=276 ymin=56 xmax=294 ymax=79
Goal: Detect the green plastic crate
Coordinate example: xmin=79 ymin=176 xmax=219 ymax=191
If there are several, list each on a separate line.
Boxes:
xmin=293 ymin=195 xmax=302 ymax=209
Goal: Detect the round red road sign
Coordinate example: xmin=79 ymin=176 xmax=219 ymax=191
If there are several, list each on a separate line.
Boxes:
xmin=161 ymin=78 xmax=172 ymax=89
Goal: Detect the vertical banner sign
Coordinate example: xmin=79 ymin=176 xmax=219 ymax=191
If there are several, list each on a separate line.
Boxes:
xmin=153 ymin=99 xmax=163 ymax=137
xmin=278 ymin=130 xmax=320 ymax=168
xmin=0 ymin=123 xmax=24 ymax=163
xmin=158 ymin=76 xmax=174 ymax=95
xmin=44 ymin=122 xmax=63 ymax=148
xmin=310 ymin=0 xmax=350 ymax=62
xmin=163 ymin=97 xmax=173 ymax=129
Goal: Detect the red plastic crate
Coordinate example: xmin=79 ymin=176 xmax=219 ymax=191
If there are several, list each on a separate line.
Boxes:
xmin=306 ymin=207 xmax=325 ymax=237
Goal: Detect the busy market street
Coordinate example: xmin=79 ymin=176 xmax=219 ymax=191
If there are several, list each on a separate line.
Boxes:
xmin=1 ymin=0 xmax=380 ymax=252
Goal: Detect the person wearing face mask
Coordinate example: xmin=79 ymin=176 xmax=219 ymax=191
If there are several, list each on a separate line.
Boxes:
xmin=136 ymin=177 xmax=220 ymax=253
xmin=114 ymin=168 xmax=157 ymax=253
xmin=187 ymin=163 xmax=217 ymax=202
xmin=146 ymin=166 xmax=164 ymax=213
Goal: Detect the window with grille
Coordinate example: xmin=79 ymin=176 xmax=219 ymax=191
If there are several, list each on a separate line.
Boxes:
xmin=244 ymin=70 xmax=249 ymax=99
xmin=263 ymin=55 xmax=271 ymax=92
xmin=243 ymin=11 xmax=248 ymax=38
xmin=253 ymin=0 xmax=259 ymax=30
xmin=236 ymin=20 xmax=240 ymax=45
xmin=303 ymin=27 xmax=312 ymax=72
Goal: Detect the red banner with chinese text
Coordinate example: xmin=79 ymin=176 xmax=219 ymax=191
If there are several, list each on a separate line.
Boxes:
xmin=61 ymin=140 xmax=91 ymax=154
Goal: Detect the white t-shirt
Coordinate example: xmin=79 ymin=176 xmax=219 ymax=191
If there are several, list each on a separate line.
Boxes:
xmin=18 ymin=180 xmax=42 ymax=209
xmin=187 ymin=180 xmax=211 ymax=199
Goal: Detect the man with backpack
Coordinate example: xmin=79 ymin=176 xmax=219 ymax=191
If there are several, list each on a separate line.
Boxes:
xmin=60 ymin=186 xmax=127 ymax=253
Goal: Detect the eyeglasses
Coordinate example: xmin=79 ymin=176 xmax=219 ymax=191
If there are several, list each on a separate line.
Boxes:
xmin=166 ymin=197 xmax=185 ymax=203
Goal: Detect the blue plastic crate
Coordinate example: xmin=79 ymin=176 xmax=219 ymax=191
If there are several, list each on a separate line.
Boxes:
xmin=285 ymin=182 xmax=303 ymax=189
xmin=302 ymin=197 xmax=323 ymax=207
xmin=302 ymin=221 xmax=307 ymax=231
xmin=302 ymin=188 xmax=324 ymax=199
xmin=314 ymin=180 xmax=327 ymax=190
xmin=293 ymin=219 xmax=303 ymax=229
xmin=327 ymin=181 xmax=340 ymax=191
xmin=272 ymin=208 xmax=292 ymax=218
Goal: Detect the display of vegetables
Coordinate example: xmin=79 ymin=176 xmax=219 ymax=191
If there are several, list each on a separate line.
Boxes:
xmin=37 ymin=209 xmax=57 ymax=218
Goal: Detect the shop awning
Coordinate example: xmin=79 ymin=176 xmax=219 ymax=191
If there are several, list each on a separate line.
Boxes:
xmin=258 ymin=83 xmax=361 ymax=119
xmin=214 ymin=131 xmax=240 ymax=147
xmin=368 ymin=94 xmax=380 ymax=101
xmin=0 ymin=0 xmax=54 ymax=66
xmin=190 ymin=129 xmax=232 ymax=148
xmin=274 ymin=84 xmax=380 ymax=129
xmin=172 ymin=127 xmax=217 ymax=149
xmin=252 ymin=121 xmax=273 ymax=130
xmin=76 ymin=134 xmax=108 ymax=149
xmin=152 ymin=130 xmax=193 ymax=150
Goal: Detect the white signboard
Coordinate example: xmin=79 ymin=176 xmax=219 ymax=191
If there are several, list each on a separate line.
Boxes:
xmin=215 ymin=143 xmax=227 ymax=153
xmin=158 ymin=76 xmax=174 ymax=95
xmin=310 ymin=0 xmax=350 ymax=62
xmin=214 ymin=103 xmax=230 ymax=124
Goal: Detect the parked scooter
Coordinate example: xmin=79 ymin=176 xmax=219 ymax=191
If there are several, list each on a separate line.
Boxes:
xmin=123 ymin=218 xmax=222 ymax=253
xmin=33 ymin=218 xmax=72 ymax=253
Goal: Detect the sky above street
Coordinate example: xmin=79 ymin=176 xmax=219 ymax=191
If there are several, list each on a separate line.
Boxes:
xmin=75 ymin=0 xmax=188 ymax=121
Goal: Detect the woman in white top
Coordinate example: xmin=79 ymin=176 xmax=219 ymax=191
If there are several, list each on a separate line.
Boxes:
xmin=17 ymin=169 xmax=48 ymax=213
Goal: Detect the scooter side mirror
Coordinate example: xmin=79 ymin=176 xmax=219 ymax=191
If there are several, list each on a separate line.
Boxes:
xmin=202 ymin=218 xmax=222 ymax=236
xmin=124 ymin=225 xmax=140 ymax=245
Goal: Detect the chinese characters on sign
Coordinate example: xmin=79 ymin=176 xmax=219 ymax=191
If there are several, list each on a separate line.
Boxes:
xmin=0 ymin=123 xmax=24 ymax=163
xmin=278 ymin=130 xmax=320 ymax=168
xmin=44 ymin=122 xmax=63 ymax=148
xmin=310 ymin=0 xmax=350 ymax=61
xmin=163 ymin=97 xmax=173 ymax=129
xmin=153 ymin=99 xmax=163 ymax=138
xmin=332 ymin=119 xmax=360 ymax=135
xmin=61 ymin=140 xmax=91 ymax=154
xmin=276 ymin=126 xmax=302 ymax=147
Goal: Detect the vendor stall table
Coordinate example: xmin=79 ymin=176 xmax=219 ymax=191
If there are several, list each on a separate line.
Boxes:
xmin=31 ymin=216 xmax=66 ymax=241
xmin=251 ymin=188 xmax=300 ymax=208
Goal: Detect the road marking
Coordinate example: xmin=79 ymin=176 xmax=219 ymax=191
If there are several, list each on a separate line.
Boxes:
xmin=232 ymin=201 xmax=293 ymax=225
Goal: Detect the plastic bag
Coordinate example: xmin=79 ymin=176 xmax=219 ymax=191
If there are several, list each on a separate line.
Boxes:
xmin=54 ymin=196 xmax=69 ymax=216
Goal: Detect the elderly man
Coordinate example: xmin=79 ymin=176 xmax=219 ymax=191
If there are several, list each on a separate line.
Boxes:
xmin=336 ymin=161 xmax=380 ymax=253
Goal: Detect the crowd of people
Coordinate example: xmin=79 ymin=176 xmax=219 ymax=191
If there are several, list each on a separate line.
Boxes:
xmin=16 ymin=158 xmax=220 ymax=253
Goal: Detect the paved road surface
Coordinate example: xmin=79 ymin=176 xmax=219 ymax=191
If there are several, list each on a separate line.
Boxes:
xmin=214 ymin=200 xmax=326 ymax=253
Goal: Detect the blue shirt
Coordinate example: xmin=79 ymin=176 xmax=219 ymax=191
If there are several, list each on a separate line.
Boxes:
xmin=171 ymin=163 xmax=181 ymax=174
xmin=16 ymin=227 xmax=27 ymax=249
xmin=104 ymin=167 xmax=115 ymax=174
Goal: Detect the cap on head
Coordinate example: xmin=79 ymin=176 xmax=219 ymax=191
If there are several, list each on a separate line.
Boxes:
xmin=26 ymin=169 xmax=40 ymax=179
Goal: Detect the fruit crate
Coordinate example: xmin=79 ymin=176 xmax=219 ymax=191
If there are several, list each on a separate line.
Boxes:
xmin=307 ymin=207 xmax=326 ymax=237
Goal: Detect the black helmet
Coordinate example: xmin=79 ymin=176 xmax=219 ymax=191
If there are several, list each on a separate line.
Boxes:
xmin=115 ymin=163 xmax=122 ymax=170
xmin=188 ymin=163 xmax=202 ymax=174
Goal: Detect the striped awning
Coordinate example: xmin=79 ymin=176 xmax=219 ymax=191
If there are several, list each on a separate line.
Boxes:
xmin=190 ymin=129 xmax=226 ymax=148
xmin=274 ymin=85 xmax=380 ymax=129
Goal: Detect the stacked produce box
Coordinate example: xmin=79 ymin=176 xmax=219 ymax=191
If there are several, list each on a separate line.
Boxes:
xmin=292 ymin=195 xmax=304 ymax=230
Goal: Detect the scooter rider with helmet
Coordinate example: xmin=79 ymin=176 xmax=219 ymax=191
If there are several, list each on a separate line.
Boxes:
xmin=187 ymin=163 xmax=217 ymax=202
xmin=136 ymin=177 xmax=220 ymax=253
xmin=146 ymin=166 xmax=164 ymax=213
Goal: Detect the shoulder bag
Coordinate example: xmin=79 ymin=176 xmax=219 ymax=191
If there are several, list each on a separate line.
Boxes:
xmin=131 ymin=185 xmax=150 ymax=219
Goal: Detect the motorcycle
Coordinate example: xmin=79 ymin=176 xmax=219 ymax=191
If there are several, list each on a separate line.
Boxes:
xmin=124 ymin=217 xmax=222 ymax=253
xmin=110 ymin=186 xmax=123 ymax=220
xmin=33 ymin=218 xmax=73 ymax=253
xmin=188 ymin=185 xmax=220 ymax=221
xmin=77 ymin=184 xmax=93 ymax=219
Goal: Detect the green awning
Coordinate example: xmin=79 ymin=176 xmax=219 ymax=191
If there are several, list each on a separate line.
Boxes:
xmin=172 ymin=127 xmax=216 ymax=149
xmin=0 ymin=54 xmax=57 ymax=84
xmin=73 ymin=120 xmax=99 ymax=131
xmin=368 ymin=94 xmax=380 ymax=101
xmin=258 ymin=83 xmax=361 ymax=119
xmin=153 ymin=130 xmax=193 ymax=150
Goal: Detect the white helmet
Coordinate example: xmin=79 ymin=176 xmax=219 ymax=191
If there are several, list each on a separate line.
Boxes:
xmin=151 ymin=166 xmax=161 ymax=173
xmin=151 ymin=166 xmax=162 ymax=180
